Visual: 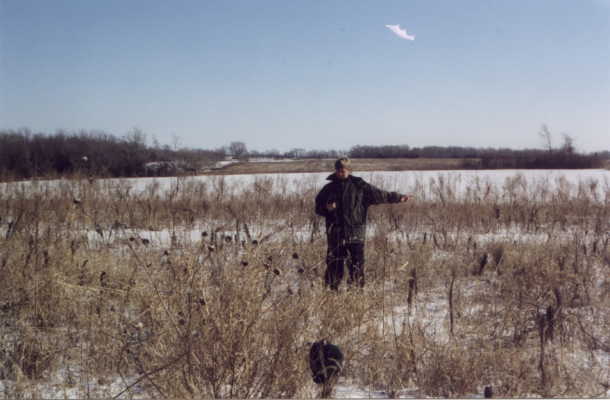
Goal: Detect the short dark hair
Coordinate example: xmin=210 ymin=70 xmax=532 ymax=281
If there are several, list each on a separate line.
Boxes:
xmin=334 ymin=157 xmax=351 ymax=170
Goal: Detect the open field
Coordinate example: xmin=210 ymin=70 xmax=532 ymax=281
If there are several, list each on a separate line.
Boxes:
xmin=0 ymin=170 xmax=609 ymax=398
xmin=205 ymin=158 xmax=479 ymax=175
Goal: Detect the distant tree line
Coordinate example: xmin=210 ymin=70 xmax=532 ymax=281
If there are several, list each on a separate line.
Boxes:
xmin=221 ymin=142 xmax=344 ymax=160
xmin=349 ymin=144 xmax=480 ymax=159
xmin=242 ymin=126 xmax=607 ymax=169
xmin=1 ymin=127 xmax=606 ymax=180
xmin=347 ymin=144 xmax=604 ymax=169
xmin=247 ymin=148 xmax=344 ymax=160
xmin=0 ymin=129 xmax=224 ymax=180
xmin=248 ymin=142 xmax=605 ymax=170
xmin=348 ymin=126 xmax=606 ymax=168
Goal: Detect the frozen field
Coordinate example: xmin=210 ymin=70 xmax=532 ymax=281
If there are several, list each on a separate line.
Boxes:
xmin=1 ymin=169 xmax=608 ymax=398
xmin=3 ymin=168 xmax=609 ymax=199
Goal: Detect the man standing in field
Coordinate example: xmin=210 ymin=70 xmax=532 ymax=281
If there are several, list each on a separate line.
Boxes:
xmin=315 ymin=158 xmax=408 ymax=290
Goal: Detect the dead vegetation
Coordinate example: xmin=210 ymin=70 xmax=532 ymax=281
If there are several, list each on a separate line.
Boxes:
xmin=0 ymin=172 xmax=608 ymax=398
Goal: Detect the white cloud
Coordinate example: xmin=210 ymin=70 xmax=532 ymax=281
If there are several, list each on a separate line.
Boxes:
xmin=385 ymin=24 xmax=415 ymax=41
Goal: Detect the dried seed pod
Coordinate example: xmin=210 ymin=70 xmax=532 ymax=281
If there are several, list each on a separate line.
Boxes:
xmin=475 ymin=253 xmax=488 ymax=275
xmin=492 ymin=246 xmax=504 ymax=266
xmin=545 ymin=305 xmax=555 ymax=342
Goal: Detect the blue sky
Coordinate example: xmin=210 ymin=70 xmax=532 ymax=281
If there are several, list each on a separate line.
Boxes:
xmin=1 ymin=0 xmax=609 ymax=152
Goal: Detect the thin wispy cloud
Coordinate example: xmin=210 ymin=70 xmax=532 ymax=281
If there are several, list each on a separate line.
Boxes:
xmin=385 ymin=24 xmax=415 ymax=41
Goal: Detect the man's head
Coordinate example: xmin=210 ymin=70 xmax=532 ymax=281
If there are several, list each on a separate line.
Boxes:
xmin=334 ymin=157 xmax=351 ymax=180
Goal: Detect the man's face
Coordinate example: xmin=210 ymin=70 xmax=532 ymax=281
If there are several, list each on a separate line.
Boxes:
xmin=335 ymin=167 xmax=350 ymax=180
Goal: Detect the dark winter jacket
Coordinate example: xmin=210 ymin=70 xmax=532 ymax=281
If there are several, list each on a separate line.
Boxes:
xmin=315 ymin=174 xmax=403 ymax=243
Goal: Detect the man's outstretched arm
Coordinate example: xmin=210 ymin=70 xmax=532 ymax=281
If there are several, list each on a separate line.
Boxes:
xmin=364 ymin=183 xmax=408 ymax=206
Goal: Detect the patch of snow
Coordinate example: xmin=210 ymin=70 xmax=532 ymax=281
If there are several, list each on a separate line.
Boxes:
xmin=3 ymin=169 xmax=608 ymax=201
xmin=212 ymin=160 xmax=239 ymax=169
xmin=0 ymin=373 xmax=146 ymax=399
xmin=248 ymin=157 xmax=298 ymax=163
xmin=334 ymin=383 xmax=392 ymax=398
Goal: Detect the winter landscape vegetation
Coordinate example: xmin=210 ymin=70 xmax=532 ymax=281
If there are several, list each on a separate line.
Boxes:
xmin=2 ymin=1 xmax=610 ymax=397
xmin=0 ymin=129 xmax=609 ymax=398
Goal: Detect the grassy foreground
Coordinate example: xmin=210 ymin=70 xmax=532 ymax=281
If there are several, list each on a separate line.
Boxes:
xmin=0 ymin=173 xmax=608 ymax=398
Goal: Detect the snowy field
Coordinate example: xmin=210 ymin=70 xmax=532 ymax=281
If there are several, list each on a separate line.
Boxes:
xmin=1 ymin=169 xmax=608 ymax=398
xmin=2 ymin=168 xmax=609 ymax=199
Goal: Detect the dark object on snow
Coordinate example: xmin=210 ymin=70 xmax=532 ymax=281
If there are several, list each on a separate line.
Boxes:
xmin=309 ymin=340 xmax=343 ymax=384
xmin=484 ymin=385 xmax=493 ymax=398
xmin=475 ymin=253 xmax=488 ymax=275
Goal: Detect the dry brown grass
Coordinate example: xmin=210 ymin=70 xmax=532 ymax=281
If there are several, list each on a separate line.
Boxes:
xmin=0 ymin=172 xmax=608 ymax=398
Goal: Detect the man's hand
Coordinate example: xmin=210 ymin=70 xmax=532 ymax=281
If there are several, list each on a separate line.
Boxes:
xmin=326 ymin=202 xmax=337 ymax=211
xmin=400 ymin=195 xmax=409 ymax=202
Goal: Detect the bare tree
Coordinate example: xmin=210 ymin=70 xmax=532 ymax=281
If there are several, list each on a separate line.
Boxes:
xmin=229 ymin=141 xmax=248 ymax=159
xmin=171 ymin=133 xmax=182 ymax=151
xmin=539 ymin=124 xmax=553 ymax=153
xmin=124 ymin=127 xmax=147 ymax=148
xmin=561 ymin=133 xmax=575 ymax=154
xmin=287 ymin=148 xmax=306 ymax=158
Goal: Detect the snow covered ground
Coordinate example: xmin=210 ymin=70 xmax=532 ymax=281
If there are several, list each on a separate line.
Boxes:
xmin=2 ymin=169 xmax=609 ymax=201
xmin=1 ymin=169 xmax=608 ymax=398
xmin=248 ymin=157 xmax=299 ymax=163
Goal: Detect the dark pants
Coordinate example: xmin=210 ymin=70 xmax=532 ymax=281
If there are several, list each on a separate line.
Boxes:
xmin=325 ymin=238 xmax=365 ymax=290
